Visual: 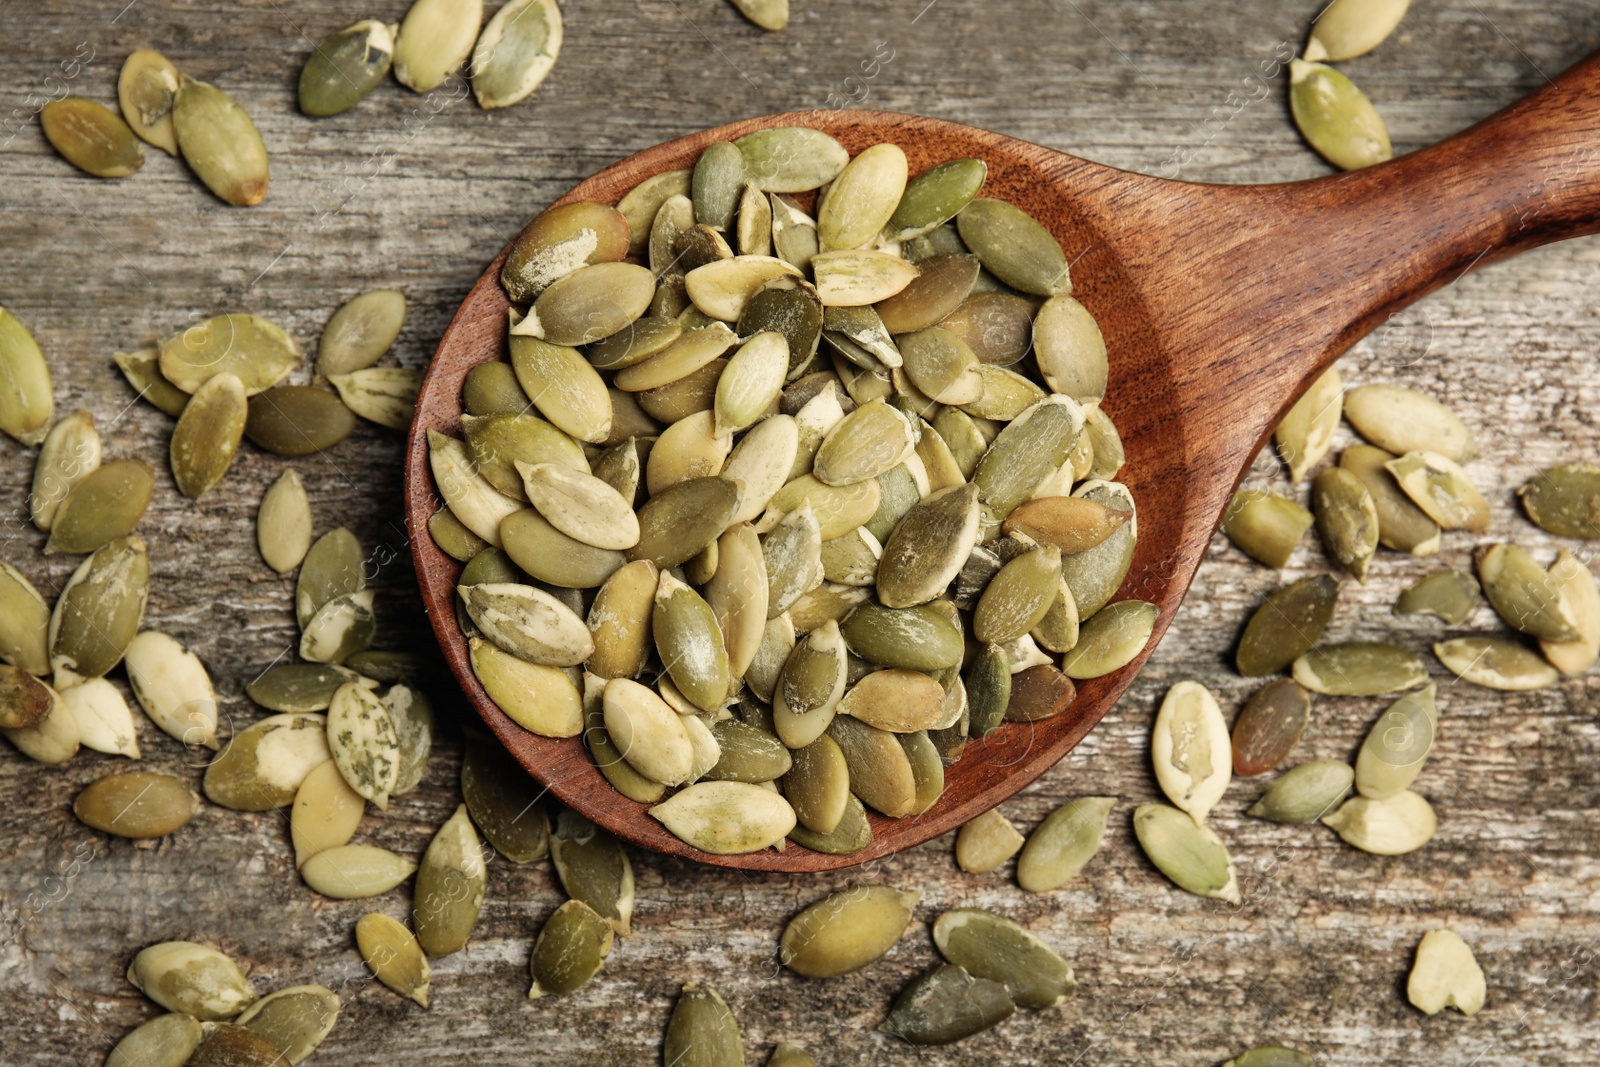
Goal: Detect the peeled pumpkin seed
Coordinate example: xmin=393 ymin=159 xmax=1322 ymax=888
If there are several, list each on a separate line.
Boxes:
xmin=203 ymin=713 xmax=328 ymax=810
xmin=1386 ymin=450 xmax=1489 ymax=531
xmin=782 ymin=734 xmax=849 ymax=834
xmin=735 ymin=128 xmax=846 ymax=193
xmin=127 ymin=941 xmax=256 ymax=1020
xmin=786 ymin=582 xmax=871 ymax=633
xmin=414 ymin=804 xmax=486 ymax=957
xmin=664 ymin=984 xmax=744 ymax=1067
xmin=30 ymin=409 xmax=100 ymax=533
xmin=384 ymin=684 xmax=433 ymax=794
xmin=356 ymin=913 xmax=431 ymax=1007
xmin=1017 ymin=795 xmax=1115 ymax=892
xmin=589 ymin=316 xmax=683 ymax=371
xmin=1305 ymin=0 xmax=1411 ymax=61
xmin=957 ymin=197 xmax=1070 ymax=296
xmin=820 ymin=526 xmax=880 ymax=587
xmin=0 ymin=563 xmax=51 ymax=677
xmin=827 ymin=715 xmax=917 ymax=817
xmin=1343 ymin=383 xmax=1475 ymax=462
xmin=1060 ymin=600 xmax=1156 ymax=679
xmin=115 ymin=348 xmax=189 ymax=417
xmin=974 ymin=545 xmax=1062 ymax=644
xmin=1434 ymin=635 xmax=1559 ymax=690
xmin=469 ymin=637 xmax=583 ymax=736
xmin=897 ymin=327 xmax=984 ymax=405
xmin=1225 ymin=1048 xmax=1313 ymax=1067
xmin=1395 ymin=567 xmax=1479 ymax=624
xmin=646 ymin=410 xmax=731 ymax=493
xmin=41 ymin=97 xmax=144 ymax=178
xmin=1002 ymin=495 xmax=1130 ymax=555
xmin=788 ymin=791 xmax=872 ymax=854
xmin=1222 ymin=490 xmax=1313 ymax=568
xmin=1274 ymin=365 xmax=1343 ymax=482
xmin=1322 ymin=789 xmax=1437 ymax=854
xmin=528 ymin=898 xmax=612 ymax=999
xmin=780 ymin=885 xmax=920 ymax=977
xmin=1248 ymin=759 xmax=1354 ymax=824
xmin=765 ymin=473 xmax=883 ymax=544
xmin=0 ymin=307 xmax=52 ymax=444
xmin=509 ymin=332 xmax=615 ymax=441
xmin=1519 ymin=463 xmax=1600 ymax=538
xmin=300 ymin=589 xmax=377 ymax=664
xmin=618 ymin=170 xmax=691 ymax=256
xmin=393 ymin=0 xmax=482 ymax=91
xmin=685 ymin=257 xmax=802 ymax=322
xmin=693 ymin=141 xmax=749 ymax=231
xmin=1231 ymin=678 xmax=1312 ymax=776
xmin=813 ymin=397 xmax=916 ymax=486
xmin=51 ymin=536 xmax=149 ymax=685
xmin=604 ymin=676 xmax=696 ymax=784
xmin=245 ymin=384 xmax=356 ymax=455
xmin=1542 ymin=550 xmax=1600 ymax=674
xmin=812 ymin=250 xmax=920 ymax=306
xmin=933 ymin=908 xmax=1075 ymax=1009
xmin=463 ymin=360 xmax=528 ymax=415
xmin=887 ymin=158 xmax=987 ymax=242
xmin=105 ymin=1013 xmax=202 ymax=1067
xmin=501 ymin=508 xmax=625 ymax=588
xmin=45 ymin=458 xmax=152 ymax=556
xmin=172 ymin=77 xmax=270 ymax=205
xmin=501 ymin=201 xmax=629 ymax=303
xmin=0 ymin=663 xmax=53 ymax=730
xmin=1133 ymin=803 xmax=1241 ymax=904
xmin=1289 ymin=60 xmax=1391 ymax=171
xmin=328 ymin=367 xmax=422 ymax=430
xmin=302 ymin=844 xmax=417 ymax=899
xmin=881 ymin=964 xmax=1016 ymax=1046
xmin=956 ymin=808 xmax=1024 ymax=873
xmin=630 ymin=475 xmax=739 ymax=568
xmin=119 ymin=49 xmax=181 ymax=155
xmin=818 ymin=143 xmax=908 ymax=250
xmin=773 ymin=619 xmax=846 ymax=747
xmin=836 ymin=669 xmax=946 ymax=732
xmin=1151 ymin=681 xmax=1231 ymax=823
xmin=75 ymin=772 xmax=198 ymax=838
xmin=1292 ymin=642 xmax=1426 ymax=696
xmin=463 ymin=580 xmax=597 ymax=666
xmin=328 ymin=681 xmax=400 ymax=808
xmin=615 ymin=322 xmax=737 ymax=394
xmin=299 ymin=21 xmax=394 ymax=117
xmin=938 ymin=292 xmax=1032 ymax=367
xmin=462 ymin=411 xmax=588 ymax=500
xmin=257 ymin=469 xmax=312 ymax=574
xmin=1314 ymin=467 xmax=1379 ymax=581
xmin=169 ymin=372 xmax=247 ymax=497
xmin=59 ymin=676 xmax=140 ymax=757
xmin=472 ymin=0 xmax=563 ymax=109
xmin=1407 ymin=929 xmax=1486 ymax=1017
xmin=587 ymin=559 xmax=659 ymax=679
xmin=1478 ymin=543 xmax=1581 ymax=641
xmin=768 ymin=1044 xmax=817 ymax=1067
xmin=235 ymin=984 xmax=340 ymax=1065
xmin=703 ymin=525 xmax=769 ymax=678
xmin=1355 ymin=684 xmax=1436 ymax=800
xmin=1033 ymin=296 xmax=1107 ymax=402
xmin=1236 ymin=574 xmax=1339 ymax=677
xmin=291 ymin=759 xmax=365 ymax=865
xmin=654 ymin=572 xmax=731 ymax=712
xmin=1340 ymin=444 xmax=1441 ymax=554
xmin=160 ymin=314 xmax=298 ymax=396
xmin=876 ymin=483 xmax=980 ymax=608
xmin=296 ymin=528 xmax=365 ymax=627
xmin=706 ymin=717 xmax=790 ymax=783
xmin=974 ymin=396 xmax=1086 ymax=525
xmin=651 ymin=780 xmax=796 ymax=853
xmin=186 ymin=1024 xmax=281 ymax=1067
xmin=965 ymin=643 xmax=1011 ymax=737
xmin=841 ymin=601 xmax=963 ymax=671
xmin=544 ymin=811 xmax=633 ymax=937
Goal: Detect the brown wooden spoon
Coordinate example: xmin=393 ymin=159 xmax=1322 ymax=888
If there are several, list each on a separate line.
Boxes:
xmin=405 ymin=52 xmax=1600 ymax=871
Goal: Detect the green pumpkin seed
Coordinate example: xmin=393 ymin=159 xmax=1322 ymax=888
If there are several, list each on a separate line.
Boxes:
xmin=618 ymin=170 xmax=691 ymax=256
xmin=874 ymin=483 xmax=979 ymax=608
xmin=517 ymin=288 xmax=642 ymax=400
xmin=45 ymin=458 xmax=152 ymax=555
xmin=462 ymin=411 xmax=588 ymax=500
xmin=788 ymin=791 xmax=872 ymax=854
xmin=591 ymin=438 xmax=646 ymax=508
xmin=1016 ymin=795 xmax=1115 ymax=891
xmin=742 ymin=285 xmax=824 ymax=378
xmin=957 ymin=197 xmax=1070 ymax=296
xmin=1224 ymin=1047 xmax=1314 ymax=1067
xmin=393 ymin=0 xmax=482 ymax=91
xmin=655 ymin=572 xmax=732 ymax=712
xmin=550 ymin=809 xmax=635 ymax=935
xmin=501 ymin=201 xmax=629 ymax=303
xmin=732 ymin=128 xmax=845 ymax=194
xmin=41 ymin=97 xmax=144 ymax=178
xmin=772 ymin=619 xmax=846 ymax=747
xmin=685 ymin=256 xmax=802 ymax=322
xmin=932 ymin=908 xmax=1075 ymax=1009
xmin=650 ymin=193 xmax=696 ymax=277
xmin=469 ymin=636 xmax=583 ymax=736
xmin=235 ymin=984 xmax=340 ymax=1065
xmin=664 ymin=984 xmax=744 ymax=1067
xmin=1150 ymin=680 xmax=1231 ymax=822
xmin=203 ymin=713 xmax=327 ymax=810
xmin=1433 ymin=635 xmax=1558 ymax=690
xmin=618 ymin=322 xmax=735 ymax=394
xmin=169 ymin=372 xmax=246 ymax=498
xmin=1274 ymin=365 xmax=1342 ymax=482
xmin=1031 ymin=296 xmax=1103 ymax=402
xmin=114 ymin=348 xmax=189 ymax=417
xmin=1477 ymin=543 xmax=1581 ymax=641
xmin=464 ymin=735 xmax=550 ymax=857
xmin=955 ymin=808 xmax=1024 ymax=873
xmin=702 ymin=525 xmax=769 ymax=678
xmin=974 ymin=545 xmax=1062 ymax=645
xmin=295 ymin=528 xmax=364 ymax=627
xmin=245 ymin=384 xmax=357 ymax=455
xmin=516 ymin=462 xmax=638 ymax=551
xmin=1247 ymin=760 xmax=1354 ymax=824
xmin=118 ymin=49 xmax=181 ymax=155
xmin=961 ymin=643 xmax=1009 ymax=737
xmin=781 ymin=734 xmax=849 ymax=833
xmin=1340 ymin=444 xmax=1440 ymax=554
xmin=974 ymin=396 xmax=1085 ymax=525
xmin=472 ymin=0 xmax=562 ymax=108
xmin=328 ymin=367 xmax=422 ymax=430
xmin=159 ymin=314 xmax=298 ymax=395
xmin=186 ymin=1024 xmax=282 ymax=1067
xmin=128 ymin=941 xmax=256 ymax=1020
xmin=786 ymin=582 xmax=871 ymax=634
xmin=881 ymin=964 xmax=1016 ymax=1046
xmin=586 ymin=559 xmax=659 ymax=679
xmin=173 ymin=76 xmax=269 ymax=204
xmin=833 ymin=669 xmax=945 ymax=733
xmin=302 ymin=844 xmax=417 ymax=898
xmin=75 ymin=771 xmax=199 ymax=839
xmin=767 ymin=1043 xmax=816 ymax=1067
xmin=356 ymin=913 xmax=431 ymax=1007
xmin=1343 ymin=383 xmax=1475 ymax=462
xmin=651 ymin=780 xmax=796 ymax=853
xmin=414 ymin=803 xmax=486 ymax=957
xmin=693 ymin=141 xmax=749 ymax=230
xmin=1407 ymin=929 xmax=1486 ymax=1017
xmin=1354 ymin=683 xmax=1436 ymax=800
xmin=327 ymin=681 xmax=400 ymax=808
xmin=1314 ymin=467 xmax=1379 ymax=581
xmin=1305 ymin=0 xmax=1410 ymax=61
xmin=291 ymin=759 xmax=364 ymax=865
xmin=0 ymin=307 xmax=52 ymax=444
xmin=1133 ymin=803 xmax=1241 ymax=904
xmin=827 ymin=714 xmax=917 ymax=817
xmin=1322 ymin=789 xmax=1436 ymax=854
xmin=631 ymin=475 xmax=741 ymax=568
xmin=1001 ymin=495 xmax=1130 ymax=555
xmin=937 ymin=292 xmax=1032 ymax=367
xmin=702 ymin=717 xmax=788 ymax=782
xmin=0 ymin=564 xmax=50 ymax=678
xmin=1386 ymin=450 xmax=1488 ymax=531
xmin=1292 ymin=641 xmax=1426 ymax=695
xmin=300 ymin=589 xmax=377 ymax=664
xmin=1231 ymin=678 xmax=1313 ymax=776
xmin=589 ymin=316 xmax=683 ymax=372
xmin=30 ymin=409 xmax=100 ymax=532
xmin=1060 ymin=600 xmax=1155 ymax=679
xmin=1394 ymin=568 xmax=1480 ymax=624
xmin=602 ymin=675 xmax=695 ymax=783
xmin=382 ymin=684 xmax=433 ymax=794
xmin=817 ymin=143 xmax=908 ymax=250
xmin=896 ymin=327 xmax=982 ymax=405
xmin=1519 ymin=463 xmax=1600 ymax=538
xmin=529 ymin=899 xmax=612 ymax=998
xmin=766 ymin=472 xmax=882 ymax=542
xmin=299 ymin=21 xmax=394 ymax=117
xmin=812 ymin=250 xmax=920 ymax=306
xmin=105 ymin=1013 xmax=202 ymax=1067
xmin=810 ymin=398 xmax=913 ymax=486
xmin=780 ymin=884 xmax=920 ymax=977
xmin=998 ymin=661 xmax=1070 ymax=722
xmin=886 ymin=158 xmax=987 ymax=241
xmin=647 ymin=410 xmax=730 ymax=492
xmin=50 ymin=536 xmax=149 ymax=685
xmin=818 ymin=526 xmax=881 ymax=586
xmin=1236 ymin=574 xmax=1339 ymax=676
xmin=122 ymin=630 xmax=216 ymax=748
xmin=462 ymin=360 xmax=528 ymax=415
xmin=1222 ymin=490 xmax=1313 ymax=568
xmin=840 ymin=600 xmax=963 ymax=672
xmin=255 ymin=469 xmax=314 ymax=574
xmin=501 ymin=508 xmax=625 ymax=587
xmin=769 ymin=195 xmax=821 ymax=276
xmin=1289 ymin=60 xmax=1392 ymax=171
xmin=1541 ymin=550 xmax=1600 ymax=674
xmin=790 ymin=389 xmax=847 ymax=481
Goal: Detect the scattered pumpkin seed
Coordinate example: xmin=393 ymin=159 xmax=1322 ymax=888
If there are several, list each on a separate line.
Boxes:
xmin=117 ymin=631 xmax=212 ymax=753
xmin=780 ymin=884 xmax=920 ymax=977
xmin=300 ymin=589 xmax=377 ymax=664
xmin=384 ymin=684 xmax=433 ymax=794
xmin=1222 ymin=489 xmax=1313 ymax=568
xmin=327 ymin=681 xmax=400 ymax=809
xmin=173 ymin=76 xmax=270 ymax=205
xmin=169 ymin=372 xmax=247 ymax=497
xmin=550 ymin=809 xmax=635 ymax=934
xmin=1478 ymin=543 xmax=1581 ymax=641
xmin=1247 ymin=759 xmax=1354 ymax=824
xmin=328 ymin=367 xmax=422 ymax=430
xmin=1343 ymin=383 xmax=1475 ymax=462
xmin=1305 ymin=0 xmax=1410 ymax=61
xmin=1407 ymin=929 xmax=1486 ymax=1016
xmin=1224 ymin=1048 xmax=1313 ymax=1067
xmin=187 ymin=1025 xmax=282 ymax=1067
xmin=127 ymin=941 xmax=256 ymax=1020
xmin=1519 ymin=463 xmax=1600 ymax=538
xmin=1542 ymin=550 xmax=1600 ymax=674
xmin=114 ymin=348 xmax=189 ymax=417
xmin=1386 ymin=450 xmax=1489 ymax=531
xmin=0 ymin=307 xmax=52 ymax=444
xmin=472 ymin=0 xmax=563 ymax=109
xmin=880 ymin=964 xmax=1016 ymax=1046
xmin=1236 ymin=574 xmax=1339 ymax=677
xmin=1323 ymin=789 xmax=1437 ymax=854
xmin=118 ymin=49 xmax=181 ymax=155
xmin=1231 ymin=678 xmax=1312 ymax=776
xmin=235 ymin=984 xmax=340 ymax=1065
xmin=1016 ymin=795 xmax=1115 ymax=892
xmin=303 ymin=844 xmax=417 ymax=899
xmin=1292 ymin=641 xmax=1426 ymax=696
xmin=246 ymin=383 xmax=357 ymax=455
xmin=955 ymin=808 xmax=1024 ymax=873
xmin=1340 ymin=444 xmax=1441 ymax=554
xmin=160 ymin=314 xmax=299 ymax=396
xmin=664 ymin=984 xmax=744 ymax=1067
xmin=51 ymin=537 xmax=149 ymax=685
xmin=105 ymin=1013 xmax=202 ymax=1067
xmin=30 ymin=409 xmax=100 ymax=533
xmin=299 ymin=21 xmax=395 ymax=117
xmin=1433 ymin=635 xmax=1559 ymax=690
xmin=75 ymin=771 xmax=198 ymax=839
xmin=255 ymin=468 xmax=313 ymax=574
xmin=1394 ymin=568 xmax=1480 ymax=624
xmin=1313 ymin=467 xmax=1379 ymax=581
xmin=933 ymin=908 xmax=1075 ymax=1009
xmin=528 ymin=898 xmax=612 ymax=999
xmin=59 ymin=677 xmax=140 ymax=757
xmin=1274 ymin=365 xmax=1343 ymax=482
xmin=296 ymin=528 xmax=365 ymax=627
xmin=1289 ymin=59 xmax=1391 ymax=171
xmin=1354 ymin=684 xmax=1436 ymax=800
xmin=1133 ymin=803 xmax=1241 ymax=904
xmin=45 ymin=458 xmax=152 ymax=556
xmin=393 ymin=0 xmax=482 ymax=91
xmin=767 ymin=1044 xmax=816 ymax=1067
xmin=1151 ymin=681 xmax=1231 ymax=823
xmin=291 ymin=759 xmax=365 ymax=865
xmin=41 ymin=97 xmax=144 ymax=178
xmin=356 ymin=913 xmax=431 ymax=1007
xmin=414 ymin=803 xmax=486 ymax=957
xmin=203 ymin=713 xmax=328 ymax=810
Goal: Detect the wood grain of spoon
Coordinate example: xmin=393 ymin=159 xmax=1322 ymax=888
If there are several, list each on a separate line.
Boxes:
xmin=405 ymin=53 xmax=1600 ymax=871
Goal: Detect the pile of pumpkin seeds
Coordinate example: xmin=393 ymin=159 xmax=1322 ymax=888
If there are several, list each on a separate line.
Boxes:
xmin=300 ymin=0 xmax=563 ymax=116
xmin=427 ymin=126 xmax=1152 ymax=856
xmin=1288 ymin=0 xmax=1407 ymax=170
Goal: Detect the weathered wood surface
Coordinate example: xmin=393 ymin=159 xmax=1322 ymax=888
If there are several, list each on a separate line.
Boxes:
xmin=2 ymin=1 xmax=1598 ymax=1064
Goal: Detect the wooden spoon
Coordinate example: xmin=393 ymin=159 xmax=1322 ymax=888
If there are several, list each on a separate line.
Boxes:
xmin=405 ymin=53 xmax=1600 ymax=871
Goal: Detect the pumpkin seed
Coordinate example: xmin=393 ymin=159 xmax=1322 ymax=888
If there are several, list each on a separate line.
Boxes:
xmin=812 ymin=397 xmax=915 ymax=486
xmin=886 ymin=158 xmax=987 ymax=241
xmin=1231 ymin=678 xmax=1312 ymax=776
xmin=74 ymin=771 xmax=198 ymax=838
xmin=647 ymin=410 xmax=731 ymax=493
xmin=160 ymin=314 xmax=298 ymax=396
xmin=1542 ymin=550 xmax=1600 ymax=674
xmin=1354 ymin=684 xmax=1436 ymax=800
xmin=818 ymin=526 xmax=881 ymax=587
xmin=1248 ymin=759 xmax=1354 ymax=824
xmin=1061 ymin=600 xmax=1156 ymax=679
xmin=780 ymin=885 xmax=920 ymax=977
xmin=0 ymin=307 xmax=52 ymax=444
xmin=650 ymin=193 xmax=696 ymax=277
xmin=729 ymin=128 xmax=844 ymax=194
xmin=975 ymin=396 xmax=1085 ymax=525
xmin=781 ymin=734 xmax=849 ymax=834
xmin=472 ymin=0 xmax=562 ymax=109
xmin=356 ymin=913 xmax=431 ymax=1007
xmin=956 ymin=808 xmax=1025 ymax=874
xmin=1395 ymin=567 xmax=1480 ymax=624
xmin=896 ymin=327 xmax=983 ymax=405
xmin=1292 ymin=641 xmax=1426 ymax=695
xmin=629 ymin=475 xmax=740 ymax=568
xmin=1478 ymin=543 xmax=1581 ymax=641
xmin=937 ymin=292 xmax=1032 ymax=367
xmin=30 ymin=409 xmax=100 ymax=533
xmin=586 ymin=559 xmax=659 ymax=679
xmin=1322 ymin=789 xmax=1436 ymax=854
xmin=960 ymin=643 xmax=1008 ymax=737
xmin=186 ymin=1024 xmax=282 ymax=1067
xmin=59 ymin=677 xmax=140 ymax=757
xmin=512 ymin=462 xmax=637 ymax=551
xmin=700 ymin=718 xmax=786 ymax=783
xmin=772 ymin=619 xmax=845 ymax=747
xmin=203 ymin=713 xmax=328 ymax=810
xmin=767 ymin=1044 xmax=816 ymax=1067
xmin=1236 ymin=574 xmax=1339 ymax=677
xmin=462 ymin=411 xmax=589 ymax=500
xmin=462 ymin=360 xmax=528 ymax=415
xmin=118 ymin=49 xmax=181 ymax=155
xmin=393 ymin=0 xmax=482 ymax=91
xmin=880 ymin=964 xmax=1016 ymax=1046
xmin=432 ymin=432 xmax=527 ymax=549
xmin=591 ymin=438 xmax=646 ymax=508
xmin=327 ymin=681 xmax=400 ymax=808
xmin=235 ymin=984 xmax=340 ymax=1065
xmin=652 ymin=780 xmax=796 ymax=852
xmin=1133 ymin=803 xmax=1241 ymax=904
xmin=106 ymin=1013 xmax=202 ymax=1067
xmin=0 ymin=563 xmax=51 ymax=677
xmin=291 ymin=759 xmax=365 ymax=865
xmin=603 ymin=676 xmax=696 ymax=784
xmin=1519 ymin=463 xmax=1600 ymax=538
xmin=381 ymin=684 xmax=433 ymax=794
xmin=788 ymin=790 xmax=872 ymax=853
xmin=617 ymin=170 xmax=691 ymax=256
xmin=501 ymin=201 xmax=629 ymax=304
xmin=173 ymin=76 xmax=270 ymax=204
xmin=1313 ymin=467 xmax=1378 ymax=581
xmin=327 ymin=367 xmax=421 ymax=430
xmin=1305 ymin=0 xmax=1410 ymax=61
xmin=812 ymin=250 xmax=920 ymax=306
xmin=414 ymin=803 xmax=486 ymax=957
xmin=685 ymin=257 xmax=802 ymax=322
xmin=693 ymin=141 xmax=750 ymax=230
xmin=295 ymin=528 xmax=365 ymax=627
xmin=1386 ymin=450 xmax=1488 ymax=531
xmin=832 ymin=669 xmax=943 ymax=733
xmin=527 ymin=898 xmax=612 ymax=999
xmin=1013 ymin=795 xmax=1113 ymax=891
xmin=115 ymin=347 xmax=189 ymax=417
xmin=41 ymin=97 xmax=144 ymax=178
xmin=702 ymin=525 xmax=769 ymax=678
xmin=501 ymin=508 xmax=625 ymax=587
xmin=974 ymin=545 xmax=1062 ymax=645
xmin=957 ymin=198 xmax=1070 ymax=296
xmin=1407 ymin=929 xmax=1486 ymax=1017
xmin=1222 ymin=490 xmax=1313 ymax=568
xmin=299 ymin=20 xmax=393 ymax=117
xmin=817 ymin=143 xmax=908 ymax=250
xmin=547 ymin=808 xmax=634 ymax=935
xmin=127 ymin=941 xmax=256 ymax=1020
xmin=654 ymin=572 xmax=732 ymax=712
xmin=256 ymin=469 xmax=312 ymax=574
xmin=1289 ymin=60 xmax=1391 ymax=171
xmin=765 ymin=195 xmax=820 ymax=277
xmin=1002 ymin=495 xmax=1130 ymax=555
xmin=245 ymin=383 xmax=357 ymax=455
xmin=1225 ymin=1048 xmax=1314 ymax=1067
xmin=50 ymin=536 xmax=148 ymax=686
xmin=664 ymin=984 xmax=744 ymax=1067
xmin=169 ymin=372 xmax=247 ymax=497
xmin=635 ymin=360 xmax=726 ymax=424
xmin=932 ymin=908 xmax=1075 ymax=1009
xmin=300 ymin=589 xmax=377 ymax=664
xmin=1274 ymin=365 xmax=1343 ymax=482
xmin=1343 ymin=383 xmax=1475 ymax=462
xmin=508 ymin=333 xmax=616 ymax=443
xmin=827 ymin=714 xmax=917 ymax=817
xmin=1340 ymin=444 xmax=1441 ymax=554
xmin=1434 ymin=635 xmax=1558 ymax=690
xmin=875 ymin=483 xmax=980 ymax=608
xmin=765 ymin=472 xmax=883 ymax=543
xmin=840 ymin=600 xmax=964 ymax=672
xmin=302 ymin=844 xmax=417 ymax=898
xmin=1150 ymin=681 xmax=1231 ymax=823
xmin=469 ymin=637 xmax=583 ymax=736
xmin=589 ymin=317 xmax=683 ymax=373
xmin=1030 ymin=296 xmax=1104 ymax=402
xmin=790 ymin=387 xmax=846 ymax=479
xmin=44 ymin=457 xmax=151 ymax=556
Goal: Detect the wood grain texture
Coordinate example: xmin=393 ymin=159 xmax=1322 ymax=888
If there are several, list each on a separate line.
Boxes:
xmin=2 ymin=1 xmax=1599 ymax=1064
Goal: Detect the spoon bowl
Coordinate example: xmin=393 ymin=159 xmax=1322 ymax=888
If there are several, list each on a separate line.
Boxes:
xmin=406 ymin=56 xmax=1600 ymax=870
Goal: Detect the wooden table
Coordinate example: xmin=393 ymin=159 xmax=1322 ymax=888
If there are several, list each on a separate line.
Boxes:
xmin=3 ymin=2 xmax=1598 ymax=1063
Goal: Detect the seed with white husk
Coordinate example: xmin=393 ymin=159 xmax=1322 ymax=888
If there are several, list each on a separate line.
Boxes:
xmin=880 ymin=964 xmax=1016 ymax=1046
xmin=393 ymin=0 xmax=482 ymax=91
xmin=235 ymin=984 xmax=341 ymax=1064
xmin=1322 ymin=789 xmax=1437 ymax=854
xmin=550 ymin=810 xmax=635 ymax=936
xmin=203 ymin=713 xmax=329 ymax=811
xmin=414 ymin=804 xmax=487 ymax=957
xmin=1151 ymin=681 xmax=1231 ymax=823
xmin=932 ymin=908 xmax=1076 ymax=1009
xmin=780 ymin=885 xmax=920 ymax=977
xmin=1133 ymin=803 xmax=1241 ymax=903
xmin=291 ymin=759 xmax=364 ymax=865
xmin=127 ymin=941 xmax=256 ymax=1020
xmin=462 ymin=581 xmax=594 ymax=665
xmin=472 ymin=0 xmax=563 ymax=109
xmin=356 ymin=913 xmax=431 ymax=1007
xmin=1407 ymin=929 xmax=1487 ymax=1016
